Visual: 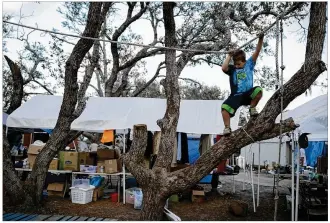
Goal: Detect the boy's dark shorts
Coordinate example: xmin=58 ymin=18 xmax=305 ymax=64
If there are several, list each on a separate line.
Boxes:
xmin=222 ymin=86 xmax=263 ymax=117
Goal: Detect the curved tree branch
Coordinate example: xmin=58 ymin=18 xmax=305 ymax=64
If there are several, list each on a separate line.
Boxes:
xmin=4 ymin=55 xmax=24 ymax=114
xmin=168 ymin=1 xmax=327 ymax=193
xmin=105 ymin=2 xmax=150 ymax=96
xmin=132 ymin=61 xmax=165 ymax=97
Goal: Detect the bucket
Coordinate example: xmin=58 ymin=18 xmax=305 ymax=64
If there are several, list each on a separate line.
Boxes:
xmin=111 ymin=192 xmax=118 ymax=202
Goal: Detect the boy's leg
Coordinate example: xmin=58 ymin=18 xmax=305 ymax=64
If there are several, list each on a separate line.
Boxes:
xmin=221 ymin=95 xmax=240 ymax=135
xmin=245 ymin=86 xmax=263 ymax=116
xmin=250 ymin=87 xmax=263 ymax=108
xmin=221 ymin=109 xmax=231 ymax=128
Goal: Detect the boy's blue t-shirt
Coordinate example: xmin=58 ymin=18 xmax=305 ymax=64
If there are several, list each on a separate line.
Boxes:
xmin=224 ymin=56 xmax=255 ymax=95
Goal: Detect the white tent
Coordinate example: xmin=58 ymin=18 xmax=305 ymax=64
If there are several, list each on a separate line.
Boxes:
xmin=3 ymin=113 xmax=8 ymax=125
xmin=277 ymin=94 xmax=328 ymax=141
xmin=6 ymin=95 xmax=241 ymax=134
xmin=6 ymin=95 xmax=63 ymax=129
xmin=241 ymin=94 xmax=328 ymax=166
xmin=71 ymin=97 xmax=241 ymax=134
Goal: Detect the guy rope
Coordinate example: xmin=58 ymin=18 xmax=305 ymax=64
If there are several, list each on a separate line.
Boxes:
xmin=273 ymin=17 xmax=285 ymax=221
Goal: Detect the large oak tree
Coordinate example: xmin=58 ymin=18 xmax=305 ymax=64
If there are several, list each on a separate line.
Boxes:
xmin=123 ymin=2 xmax=327 ymax=220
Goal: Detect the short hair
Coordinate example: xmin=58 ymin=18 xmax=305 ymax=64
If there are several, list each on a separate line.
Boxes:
xmin=233 ymin=50 xmax=246 ymax=63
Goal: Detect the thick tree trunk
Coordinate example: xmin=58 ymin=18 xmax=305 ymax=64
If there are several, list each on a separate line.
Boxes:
xmin=22 ymin=3 xmax=111 ymax=207
xmin=124 ymin=2 xmax=326 ymax=221
xmin=3 ymin=56 xmax=25 ymax=203
xmin=3 ymin=128 xmax=25 ymax=204
xmin=140 ymin=189 xmax=167 ymax=221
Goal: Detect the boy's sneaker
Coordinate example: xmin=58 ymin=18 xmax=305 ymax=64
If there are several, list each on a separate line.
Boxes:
xmin=223 ymin=127 xmax=231 ymax=135
xmin=249 ymin=107 xmax=258 ymax=117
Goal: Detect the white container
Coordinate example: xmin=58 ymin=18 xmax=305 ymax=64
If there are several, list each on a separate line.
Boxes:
xmin=72 ymin=179 xmax=90 ymax=189
xmin=70 ymin=185 xmax=95 ymax=204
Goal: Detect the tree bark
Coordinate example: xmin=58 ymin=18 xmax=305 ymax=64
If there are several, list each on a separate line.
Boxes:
xmin=167 ymin=1 xmax=327 ymax=193
xmin=123 ymin=2 xmax=327 ymax=221
xmin=4 ymin=55 xmax=24 ymax=114
xmin=3 ymin=56 xmax=25 ymax=204
xmin=137 ymin=2 xmax=180 ymax=220
xmin=23 ymin=2 xmax=111 ymax=207
xmin=3 ymin=128 xmax=25 ymax=204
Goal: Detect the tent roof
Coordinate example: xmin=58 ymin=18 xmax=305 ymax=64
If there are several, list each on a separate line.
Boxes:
xmin=276 ymin=94 xmax=328 ymax=141
xmin=6 ymin=95 xmax=240 ymax=134
xmin=71 ymin=97 xmax=240 ymax=134
xmin=7 ymin=95 xmax=240 ymax=134
xmin=6 ymin=95 xmax=63 ymax=129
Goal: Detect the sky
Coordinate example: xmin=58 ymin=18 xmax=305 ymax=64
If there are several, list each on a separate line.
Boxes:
xmin=2 ymin=1 xmax=328 ymax=112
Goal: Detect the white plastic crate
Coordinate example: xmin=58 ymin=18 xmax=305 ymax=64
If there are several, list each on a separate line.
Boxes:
xmin=70 ymin=185 xmax=95 ymax=204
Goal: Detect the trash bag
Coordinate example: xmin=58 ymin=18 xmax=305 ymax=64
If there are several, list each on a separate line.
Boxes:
xmin=90 ymin=176 xmax=103 ymax=187
xmin=134 ymin=189 xmax=143 ymax=210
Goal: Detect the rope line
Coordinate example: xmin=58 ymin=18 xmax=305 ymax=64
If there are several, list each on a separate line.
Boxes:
xmin=3 ymin=4 xmax=294 ymax=55
xmin=3 ymin=20 xmax=277 ymax=54
xmin=274 ymin=18 xmax=285 ymax=222
xmin=242 ymin=127 xmax=255 ymax=143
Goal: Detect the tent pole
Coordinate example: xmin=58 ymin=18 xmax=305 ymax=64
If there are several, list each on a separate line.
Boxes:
xmin=250 ymin=149 xmax=256 ymax=212
xmin=243 ymin=147 xmax=247 ymax=190
xmin=257 ymin=141 xmax=260 ymax=207
xmin=291 ymin=131 xmax=295 ymax=221
xmin=233 ymin=174 xmax=235 ymax=193
xmin=123 ymin=129 xmax=126 ymax=204
xmin=295 ymin=133 xmax=300 ymax=221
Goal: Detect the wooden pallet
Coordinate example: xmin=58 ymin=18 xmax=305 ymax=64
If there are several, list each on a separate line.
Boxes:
xmin=3 ymin=213 xmax=117 ymax=221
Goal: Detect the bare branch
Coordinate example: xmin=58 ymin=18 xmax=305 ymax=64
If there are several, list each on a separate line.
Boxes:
xmin=157 ymin=75 xmax=202 ymax=88
xmin=105 ymin=2 xmax=150 ymax=96
xmin=132 ymin=61 xmax=165 ymax=97
xmin=31 ymin=79 xmax=54 ymax=95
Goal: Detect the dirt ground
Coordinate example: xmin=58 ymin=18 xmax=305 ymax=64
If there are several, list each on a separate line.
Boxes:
xmin=3 ymin=174 xmax=294 ymax=221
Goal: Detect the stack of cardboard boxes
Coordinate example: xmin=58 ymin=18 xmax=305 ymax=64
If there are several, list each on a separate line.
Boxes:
xmin=27 ymin=144 xmax=59 ymax=170
xmin=27 ymin=144 xmax=122 ymax=174
xmin=96 ymin=149 xmax=122 ymax=174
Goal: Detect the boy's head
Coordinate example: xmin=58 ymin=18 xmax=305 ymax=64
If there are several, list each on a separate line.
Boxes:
xmin=232 ymin=50 xmax=246 ymax=69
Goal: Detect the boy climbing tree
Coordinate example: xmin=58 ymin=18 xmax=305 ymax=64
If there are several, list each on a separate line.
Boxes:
xmin=221 ymin=34 xmax=264 ymax=135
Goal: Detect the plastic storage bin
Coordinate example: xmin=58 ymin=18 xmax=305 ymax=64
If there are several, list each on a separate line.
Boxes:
xmin=125 ymin=187 xmax=139 ymax=204
xmin=70 ymin=185 xmax=95 ymax=204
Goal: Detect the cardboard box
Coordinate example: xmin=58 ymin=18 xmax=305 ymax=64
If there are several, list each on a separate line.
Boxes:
xmin=47 ymin=183 xmax=64 ymax=197
xmin=27 ymin=144 xmax=45 ymax=168
xmin=93 ymin=187 xmax=104 ymax=201
xmin=79 ymin=152 xmax=95 ymax=166
xmin=191 ymin=190 xmax=205 ymax=203
xmin=97 ymin=149 xmax=116 ymax=161
xmin=97 ymin=161 xmax=105 ymax=173
xmin=49 ymin=159 xmax=59 ymax=170
xmin=104 ymin=159 xmax=121 ymax=174
xmin=59 ymin=151 xmax=79 ymax=171
xmin=80 ymin=165 xmax=97 ymax=173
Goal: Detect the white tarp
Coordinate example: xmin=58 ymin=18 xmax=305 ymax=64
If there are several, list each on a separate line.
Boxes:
xmin=6 ymin=95 xmax=63 ymax=129
xmin=71 ymin=97 xmax=241 ymax=134
xmin=6 ymin=95 xmax=240 ymax=134
xmin=276 ymin=94 xmax=328 ymax=141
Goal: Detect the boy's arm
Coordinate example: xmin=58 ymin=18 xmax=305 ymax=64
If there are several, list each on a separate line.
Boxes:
xmin=252 ymin=33 xmax=264 ymax=62
xmin=221 ymin=51 xmax=234 ymax=74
